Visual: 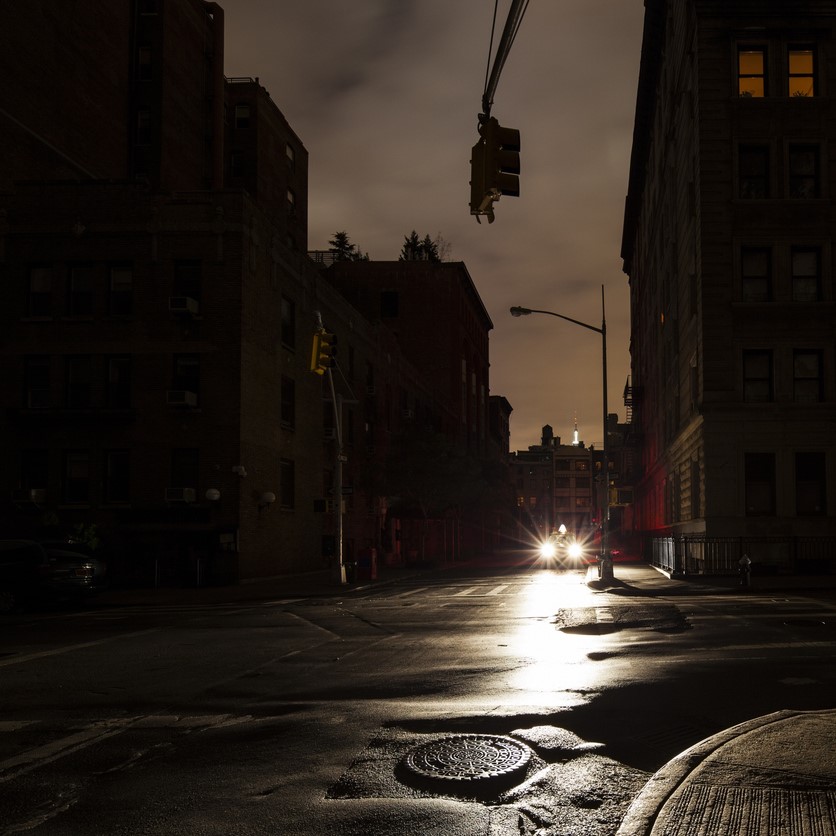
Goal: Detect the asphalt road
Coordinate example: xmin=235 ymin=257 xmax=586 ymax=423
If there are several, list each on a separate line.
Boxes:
xmin=1 ymin=560 xmax=835 ymax=835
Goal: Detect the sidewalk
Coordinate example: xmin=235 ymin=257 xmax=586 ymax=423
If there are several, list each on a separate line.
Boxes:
xmin=616 ymin=709 xmax=836 ymax=836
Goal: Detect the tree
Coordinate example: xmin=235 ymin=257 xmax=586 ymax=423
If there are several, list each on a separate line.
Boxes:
xmin=398 ymin=230 xmax=445 ymax=263
xmin=328 ymin=231 xmax=368 ymax=262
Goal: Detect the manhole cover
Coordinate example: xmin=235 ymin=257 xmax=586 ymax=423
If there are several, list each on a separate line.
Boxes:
xmin=401 ymin=734 xmax=532 ymax=785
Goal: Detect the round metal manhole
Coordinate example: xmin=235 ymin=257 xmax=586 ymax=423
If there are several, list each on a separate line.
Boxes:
xmin=401 ymin=734 xmax=532 ymax=786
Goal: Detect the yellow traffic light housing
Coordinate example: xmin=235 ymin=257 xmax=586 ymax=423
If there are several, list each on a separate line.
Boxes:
xmin=310 ymin=329 xmax=337 ymax=375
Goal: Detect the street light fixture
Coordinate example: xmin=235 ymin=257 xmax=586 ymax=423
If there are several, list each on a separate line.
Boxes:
xmin=510 ymin=286 xmax=612 ymax=580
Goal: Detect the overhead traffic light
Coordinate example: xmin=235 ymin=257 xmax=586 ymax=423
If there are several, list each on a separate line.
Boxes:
xmin=310 ymin=329 xmax=337 ymax=375
xmin=469 ymin=116 xmax=520 ymax=223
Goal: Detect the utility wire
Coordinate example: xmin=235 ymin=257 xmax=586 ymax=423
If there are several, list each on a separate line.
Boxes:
xmin=481 ymin=0 xmax=530 ymax=118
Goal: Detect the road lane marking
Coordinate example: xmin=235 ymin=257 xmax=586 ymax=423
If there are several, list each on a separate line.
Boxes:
xmin=487 ymin=585 xmax=509 ymax=596
xmin=0 ymin=628 xmax=160 ymax=668
xmin=454 ymin=587 xmax=478 ymax=596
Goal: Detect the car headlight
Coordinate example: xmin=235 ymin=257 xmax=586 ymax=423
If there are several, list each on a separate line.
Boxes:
xmin=567 ymin=542 xmax=583 ymax=560
xmin=539 ymin=541 xmax=556 ymax=559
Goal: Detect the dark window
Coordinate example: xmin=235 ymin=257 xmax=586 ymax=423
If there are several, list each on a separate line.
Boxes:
xmin=68 ymin=265 xmax=94 ymax=315
xmin=287 ymin=188 xmax=296 ymax=215
xmin=743 ymin=350 xmax=773 ymax=402
xmin=63 ymin=451 xmax=90 ymax=504
xmin=280 ymin=376 xmax=295 ymax=428
xmin=136 ymin=109 xmax=151 ymax=145
xmin=380 ymin=290 xmax=399 ymax=318
xmin=172 ymin=354 xmax=200 ymax=399
xmin=109 ymin=264 xmax=133 ymax=315
xmin=286 ymin=143 xmax=296 ymax=171
xmin=106 ymin=356 xmax=131 ymax=409
xmin=791 ymin=247 xmax=821 ymax=301
xmin=793 ymin=350 xmax=823 ymax=402
xmin=280 ymin=459 xmax=295 ymax=509
xmin=24 ymin=356 xmax=50 ymax=408
xmin=738 ymin=46 xmax=767 ymax=97
xmin=173 ymin=260 xmax=201 ymax=301
xmin=739 ymin=145 xmax=769 ymax=198
xmin=796 ymin=452 xmax=826 ymax=515
xmin=281 ymin=296 xmax=296 ymax=348
xmin=65 ymin=356 xmax=93 ymax=408
xmin=741 ymin=247 xmax=771 ymax=302
xmin=104 ymin=450 xmax=130 ymax=503
xmin=28 ymin=266 xmax=52 ymax=316
xmin=137 ymin=46 xmax=152 ymax=80
xmin=234 ymin=103 xmax=251 ymax=129
xmin=788 ymin=145 xmax=820 ymax=198
xmin=230 ymin=150 xmax=245 ymax=178
xmin=171 ymin=448 xmax=199 ymax=488
xmin=21 ymin=449 xmax=49 ymax=491
xmin=745 ymin=452 xmax=775 ymax=515
xmin=788 ymin=46 xmax=815 ymax=97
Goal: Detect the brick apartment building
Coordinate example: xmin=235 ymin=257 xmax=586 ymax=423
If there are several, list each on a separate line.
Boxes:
xmin=0 ymin=0 xmax=504 ymax=583
xmin=622 ymin=0 xmax=836 ymax=569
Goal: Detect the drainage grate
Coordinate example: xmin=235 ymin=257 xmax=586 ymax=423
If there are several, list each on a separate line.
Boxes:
xmin=401 ymin=734 xmax=532 ymax=786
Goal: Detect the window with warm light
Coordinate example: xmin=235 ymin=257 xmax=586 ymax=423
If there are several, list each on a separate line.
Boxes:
xmin=738 ymin=46 xmax=767 ymax=97
xmin=788 ymin=46 xmax=815 ymax=97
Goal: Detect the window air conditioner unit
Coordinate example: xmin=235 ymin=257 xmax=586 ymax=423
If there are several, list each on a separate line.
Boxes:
xmin=169 ymin=296 xmax=199 ymax=315
xmin=165 ymin=487 xmax=196 ymax=503
xmin=166 ymin=390 xmax=198 ymax=407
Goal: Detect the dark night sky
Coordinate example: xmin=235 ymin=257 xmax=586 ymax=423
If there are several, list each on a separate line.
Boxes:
xmin=219 ymin=0 xmax=645 ymax=450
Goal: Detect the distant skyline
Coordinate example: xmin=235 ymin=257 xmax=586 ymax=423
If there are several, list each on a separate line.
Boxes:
xmin=219 ymin=0 xmax=645 ymax=451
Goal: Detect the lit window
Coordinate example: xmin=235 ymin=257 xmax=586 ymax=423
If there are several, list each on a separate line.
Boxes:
xmin=738 ymin=47 xmax=767 ymax=97
xmin=741 ymin=247 xmax=771 ymax=301
xmin=793 ymin=350 xmax=823 ymax=402
xmin=788 ymin=46 xmax=815 ymax=97
xmin=788 ymin=145 xmax=820 ymax=198
xmin=791 ymin=247 xmax=821 ymax=302
xmin=743 ymin=350 xmax=773 ymax=402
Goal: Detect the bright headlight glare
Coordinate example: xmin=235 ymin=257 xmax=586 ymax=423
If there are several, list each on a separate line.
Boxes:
xmin=567 ymin=542 xmax=583 ymax=560
xmin=539 ymin=542 xmax=556 ymax=559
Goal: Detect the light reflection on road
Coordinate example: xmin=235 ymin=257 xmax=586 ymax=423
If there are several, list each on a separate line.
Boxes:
xmin=504 ymin=568 xmax=608 ymax=703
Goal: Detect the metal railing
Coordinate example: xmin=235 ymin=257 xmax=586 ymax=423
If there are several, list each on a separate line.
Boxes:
xmin=651 ymin=535 xmax=836 ymax=576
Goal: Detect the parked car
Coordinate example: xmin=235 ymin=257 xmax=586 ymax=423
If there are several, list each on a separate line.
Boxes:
xmin=39 ymin=540 xmax=108 ymax=599
xmin=0 ymin=540 xmax=50 ymax=612
xmin=0 ymin=539 xmax=108 ymax=613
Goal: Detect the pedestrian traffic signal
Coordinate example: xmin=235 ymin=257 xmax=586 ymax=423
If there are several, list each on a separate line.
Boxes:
xmin=310 ymin=329 xmax=337 ymax=375
xmin=469 ymin=116 xmax=520 ymax=223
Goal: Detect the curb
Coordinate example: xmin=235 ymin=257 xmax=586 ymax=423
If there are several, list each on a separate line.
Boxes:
xmin=615 ymin=710 xmax=805 ymax=836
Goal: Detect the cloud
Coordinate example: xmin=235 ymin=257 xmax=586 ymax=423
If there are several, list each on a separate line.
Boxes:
xmin=219 ymin=0 xmax=645 ymax=449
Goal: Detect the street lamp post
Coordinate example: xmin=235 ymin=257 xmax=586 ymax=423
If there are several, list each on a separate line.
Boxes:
xmin=510 ymin=285 xmax=612 ymax=580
